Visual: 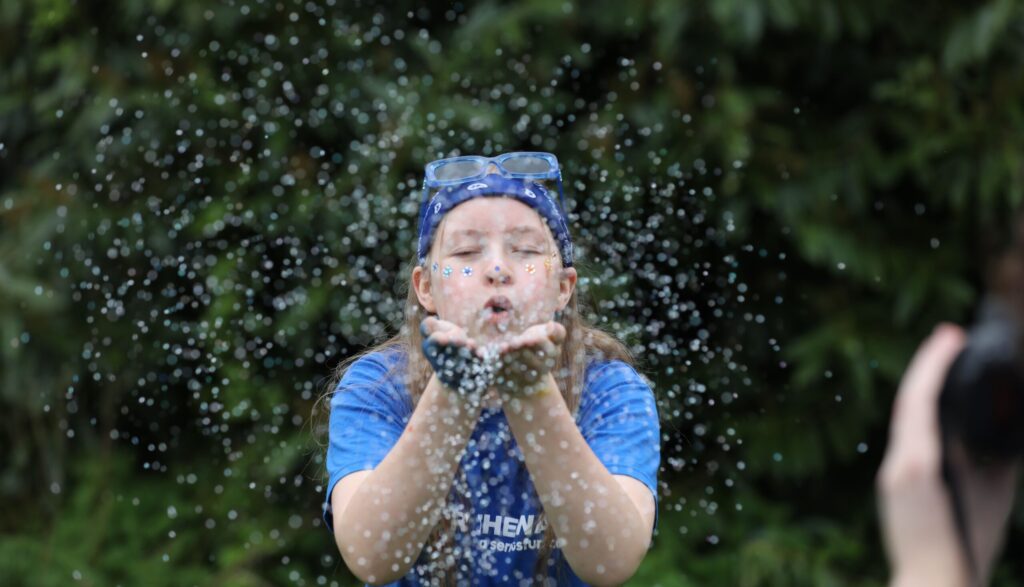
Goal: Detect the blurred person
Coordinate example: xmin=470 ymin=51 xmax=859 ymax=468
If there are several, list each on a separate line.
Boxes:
xmin=878 ymin=233 xmax=1024 ymax=586
xmin=878 ymin=324 xmax=1018 ymax=586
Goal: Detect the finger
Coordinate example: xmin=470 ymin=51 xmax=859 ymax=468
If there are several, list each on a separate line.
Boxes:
xmin=538 ymin=339 xmax=558 ymax=364
xmin=419 ymin=317 xmax=436 ymax=338
xmin=441 ymin=332 xmax=470 ymax=348
xmin=903 ymin=323 xmax=965 ymax=404
xmin=546 ymin=321 xmax=566 ymax=345
xmin=500 ymin=335 xmax=528 ymax=353
xmin=505 ymin=341 xmax=555 ymax=375
xmin=431 ymin=331 xmax=456 ymax=347
xmin=432 ymin=319 xmax=459 ymax=333
xmin=512 ymin=324 xmax=553 ymax=349
xmin=474 ymin=344 xmax=496 ymax=360
xmin=887 ymin=323 xmax=966 ymax=454
xmin=451 ymin=335 xmax=480 ymax=355
xmin=421 ymin=316 xmax=458 ymax=337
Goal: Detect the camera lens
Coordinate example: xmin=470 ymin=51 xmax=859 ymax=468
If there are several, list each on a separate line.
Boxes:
xmin=939 ymin=298 xmax=1024 ymax=462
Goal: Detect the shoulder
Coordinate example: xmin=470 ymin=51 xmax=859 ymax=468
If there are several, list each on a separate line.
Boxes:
xmin=341 ymin=346 xmax=407 ymax=383
xmin=331 ymin=346 xmax=410 ymax=406
xmin=577 ymin=357 xmax=656 ymax=415
xmin=582 ymin=358 xmax=651 ymax=392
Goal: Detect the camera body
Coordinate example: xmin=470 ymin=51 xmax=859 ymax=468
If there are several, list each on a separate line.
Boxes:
xmin=939 ymin=297 xmax=1024 ymax=462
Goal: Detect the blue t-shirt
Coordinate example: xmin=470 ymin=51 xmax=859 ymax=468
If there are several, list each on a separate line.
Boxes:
xmin=322 ymin=347 xmax=660 ymax=586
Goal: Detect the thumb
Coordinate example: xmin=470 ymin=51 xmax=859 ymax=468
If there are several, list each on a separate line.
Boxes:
xmin=547 ymin=321 xmax=566 ymax=345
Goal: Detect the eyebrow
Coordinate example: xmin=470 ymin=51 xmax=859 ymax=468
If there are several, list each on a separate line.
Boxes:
xmin=447 ymin=226 xmax=545 ymax=240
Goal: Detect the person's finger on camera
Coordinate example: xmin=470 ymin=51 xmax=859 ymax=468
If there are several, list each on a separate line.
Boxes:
xmin=886 ymin=323 xmax=966 ymax=456
xmin=878 ymin=323 xmax=969 ymax=587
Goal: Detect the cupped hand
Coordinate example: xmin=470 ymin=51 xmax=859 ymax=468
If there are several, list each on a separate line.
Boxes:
xmin=419 ymin=316 xmax=497 ymax=398
xmin=492 ymin=321 xmax=566 ymax=397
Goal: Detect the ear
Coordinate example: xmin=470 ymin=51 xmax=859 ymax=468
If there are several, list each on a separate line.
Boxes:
xmin=412 ymin=263 xmax=437 ymax=314
xmin=557 ymin=266 xmax=577 ymax=311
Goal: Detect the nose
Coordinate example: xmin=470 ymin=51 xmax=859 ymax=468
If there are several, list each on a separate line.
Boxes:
xmin=486 ymin=261 xmax=511 ymax=285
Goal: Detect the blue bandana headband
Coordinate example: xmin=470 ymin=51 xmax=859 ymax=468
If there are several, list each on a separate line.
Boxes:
xmin=416 ymin=176 xmax=574 ymax=267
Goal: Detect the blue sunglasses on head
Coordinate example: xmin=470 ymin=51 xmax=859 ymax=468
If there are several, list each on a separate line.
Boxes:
xmin=417 ymin=152 xmax=567 ymax=223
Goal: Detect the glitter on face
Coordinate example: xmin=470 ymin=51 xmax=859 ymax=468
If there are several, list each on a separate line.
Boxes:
xmin=462 ymin=266 xmax=473 ymax=277
xmin=432 ymin=262 xmax=439 ymax=273
xmin=525 ymin=263 xmax=536 ymax=274
xmin=443 ymin=265 xmax=453 ymax=278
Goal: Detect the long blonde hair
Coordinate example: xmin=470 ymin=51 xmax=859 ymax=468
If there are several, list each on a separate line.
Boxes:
xmin=315 ymin=214 xmax=638 ymax=584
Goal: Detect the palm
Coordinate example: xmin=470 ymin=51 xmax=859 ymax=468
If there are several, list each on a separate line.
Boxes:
xmin=492 ymin=321 xmax=566 ymax=396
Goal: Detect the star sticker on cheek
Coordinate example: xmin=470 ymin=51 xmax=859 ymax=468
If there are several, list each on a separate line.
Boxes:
xmin=442 ymin=266 xmax=453 ymax=278
xmin=525 ymin=263 xmax=536 ymax=274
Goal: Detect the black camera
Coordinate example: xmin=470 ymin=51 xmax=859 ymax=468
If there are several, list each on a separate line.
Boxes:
xmin=939 ymin=297 xmax=1024 ymax=462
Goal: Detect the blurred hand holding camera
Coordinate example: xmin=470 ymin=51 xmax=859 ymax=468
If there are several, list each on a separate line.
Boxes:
xmin=878 ymin=324 xmax=1019 ymax=587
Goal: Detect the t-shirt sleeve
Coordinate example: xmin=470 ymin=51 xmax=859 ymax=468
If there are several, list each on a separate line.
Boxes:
xmin=322 ymin=351 xmax=411 ymax=533
xmin=576 ymin=360 xmax=661 ymax=529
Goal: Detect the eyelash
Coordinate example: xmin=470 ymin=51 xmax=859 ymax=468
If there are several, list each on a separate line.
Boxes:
xmin=452 ymin=249 xmax=541 ymax=256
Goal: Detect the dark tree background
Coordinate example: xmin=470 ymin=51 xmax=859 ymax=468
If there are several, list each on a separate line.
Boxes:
xmin=3 ymin=0 xmax=1024 ymax=585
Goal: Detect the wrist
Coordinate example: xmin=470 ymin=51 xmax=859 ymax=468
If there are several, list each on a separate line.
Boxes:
xmin=497 ymin=371 xmax=555 ymax=399
xmin=424 ymin=374 xmax=485 ymax=425
xmin=500 ymin=373 xmax=559 ymax=416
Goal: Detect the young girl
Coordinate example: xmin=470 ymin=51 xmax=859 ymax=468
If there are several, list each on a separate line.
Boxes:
xmin=320 ymin=153 xmax=660 ymax=586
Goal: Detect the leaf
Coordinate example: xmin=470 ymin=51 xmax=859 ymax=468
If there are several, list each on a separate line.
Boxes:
xmin=942 ymin=0 xmax=1016 ymax=72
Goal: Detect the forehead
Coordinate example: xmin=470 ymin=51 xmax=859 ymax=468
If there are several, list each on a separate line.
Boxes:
xmin=441 ymin=197 xmax=549 ymax=239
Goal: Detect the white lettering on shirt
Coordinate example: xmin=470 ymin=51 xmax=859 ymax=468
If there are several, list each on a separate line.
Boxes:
xmin=519 ymin=514 xmax=535 ymax=536
xmin=480 ymin=514 xmax=502 ymax=535
xmin=451 ymin=511 xmax=548 ymax=544
xmin=501 ymin=516 xmax=518 ymax=537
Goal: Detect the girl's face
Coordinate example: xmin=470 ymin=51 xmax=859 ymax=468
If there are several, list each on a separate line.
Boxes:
xmin=412 ymin=197 xmax=577 ymax=343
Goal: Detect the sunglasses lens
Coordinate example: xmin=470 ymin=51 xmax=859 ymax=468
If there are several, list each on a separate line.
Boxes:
xmin=434 ymin=159 xmax=485 ymax=181
xmin=502 ymin=155 xmax=553 ymax=174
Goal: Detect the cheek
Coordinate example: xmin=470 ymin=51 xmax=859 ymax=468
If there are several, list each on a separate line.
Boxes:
xmin=434 ymin=270 xmax=475 ymax=312
xmin=436 ymin=272 xmax=460 ymax=299
xmin=517 ymin=268 xmax=558 ymax=308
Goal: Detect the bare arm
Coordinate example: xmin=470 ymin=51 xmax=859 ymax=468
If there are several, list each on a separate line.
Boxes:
xmin=502 ymin=373 xmax=656 ymax=587
xmin=331 ymin=374 xmax=481 ymax=585
xmin=878 ymin=324 xmax=1019 ymax=587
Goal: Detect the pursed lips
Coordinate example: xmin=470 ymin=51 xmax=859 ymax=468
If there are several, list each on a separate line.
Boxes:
xmin=484 ymin=295 xmax=513 ymax=313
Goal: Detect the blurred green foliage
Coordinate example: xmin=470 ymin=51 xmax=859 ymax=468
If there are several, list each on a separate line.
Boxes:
xmin=3 ymin=0 xmax=1024 ymax=585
